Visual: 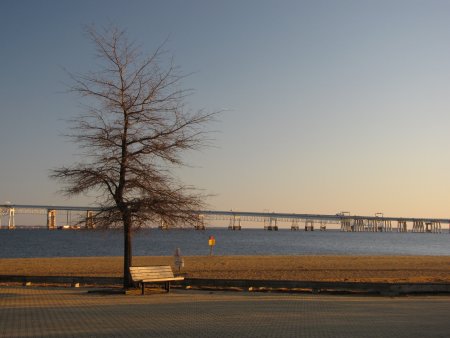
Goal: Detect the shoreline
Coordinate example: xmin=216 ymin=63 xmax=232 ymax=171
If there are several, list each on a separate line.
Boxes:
xmin=1 ymin=255 xmax=449 ymax=283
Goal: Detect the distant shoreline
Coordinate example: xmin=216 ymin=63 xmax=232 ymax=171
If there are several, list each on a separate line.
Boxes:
xmin=1 ymin=255 xmax=449 ymax=283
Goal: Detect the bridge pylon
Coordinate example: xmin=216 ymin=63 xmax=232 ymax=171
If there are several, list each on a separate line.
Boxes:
xmin=47 ymin=210 xmax=56 ymax=230
xmin=194 ymin=214 xmax=206 ymax=230
xmin=397 ymin=220 xmax=407 ymax=232
xmin=229 ymin=215 xmax=241 ymax=230
xmin=85 ymin=210 xmax=95 ymax=229
xmin=412 ymin=220 xmax=424 ymax=233
xmin=8 ymin=208 xmax=15 ymax=229
xmin=304 ymin=220 xmax=314 ymax=231
xmin=425 ymin=221 xmax=441 ymax=233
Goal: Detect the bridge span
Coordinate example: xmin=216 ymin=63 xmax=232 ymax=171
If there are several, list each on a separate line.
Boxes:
xmin=0 ymin=204 xmax=100 ymax=230
xmin=0 ymin=204 xmax=449 ymax=233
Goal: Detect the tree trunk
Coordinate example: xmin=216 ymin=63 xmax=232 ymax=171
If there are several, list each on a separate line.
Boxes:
xmin=123 ymin=211 xmax=133 ymax=288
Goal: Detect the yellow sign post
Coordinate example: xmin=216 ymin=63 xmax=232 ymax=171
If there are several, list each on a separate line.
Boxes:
xmin=208 ymin=235 xmax=216 ymax=255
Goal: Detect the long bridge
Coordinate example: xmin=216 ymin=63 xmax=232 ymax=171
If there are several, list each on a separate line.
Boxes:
xmin=1 ymin=203 xmax=449 ymax=233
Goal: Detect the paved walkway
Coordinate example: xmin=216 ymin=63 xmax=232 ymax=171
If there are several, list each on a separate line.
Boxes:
xmin=0 ymin=286 xmax=449 ymax=337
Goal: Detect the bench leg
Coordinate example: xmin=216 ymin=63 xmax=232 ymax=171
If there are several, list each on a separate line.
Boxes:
xmin=141 ymin=282 xmax=145 ymax=295
xmin=165 ymin=282 xmax=170 ymax=293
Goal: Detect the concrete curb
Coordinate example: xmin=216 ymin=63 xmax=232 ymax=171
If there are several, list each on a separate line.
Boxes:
xmin=0 ymin=275 xmax=122 ymax=285
xmin=181 ymin=278 xmax=450 ymax=295
xmin=1 ymin=275 xmax=449 ymax=295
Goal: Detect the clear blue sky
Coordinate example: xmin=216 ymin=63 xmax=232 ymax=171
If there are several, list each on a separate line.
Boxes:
xmin=2 ymin=0 xmax=450 ymax=219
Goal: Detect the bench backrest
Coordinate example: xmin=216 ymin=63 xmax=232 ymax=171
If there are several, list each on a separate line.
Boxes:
xmin=130 ymin=265 xmax=175 ymax=281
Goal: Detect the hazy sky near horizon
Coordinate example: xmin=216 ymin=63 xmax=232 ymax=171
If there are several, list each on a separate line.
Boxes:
xmin=2 ymin=0 xmax=450 ymax=219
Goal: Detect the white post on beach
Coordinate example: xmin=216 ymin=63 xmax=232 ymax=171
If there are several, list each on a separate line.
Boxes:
xmin=174 ymin=248 xmax=184 ymax=272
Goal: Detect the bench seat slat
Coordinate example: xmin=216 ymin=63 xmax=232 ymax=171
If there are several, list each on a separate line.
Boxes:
xmin=140 ymin=277 xmax=185 ymax=282
xmin=131 ymin=272 xmax=174 ymax=278
xmin=131 ymin=266 xmax=172 ymax=270
xmin=131 ymin=267 xmax=173 ymax=272
xmin=131 ymin=274 xmax=175 ymax=279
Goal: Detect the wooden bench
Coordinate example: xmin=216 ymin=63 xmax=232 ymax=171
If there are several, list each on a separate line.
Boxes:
xmin=130 ymin=265 xmax=184 ymax=295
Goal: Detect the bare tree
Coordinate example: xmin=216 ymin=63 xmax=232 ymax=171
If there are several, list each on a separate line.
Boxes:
xmin=51 ymin=25 xmax=215 ymax=288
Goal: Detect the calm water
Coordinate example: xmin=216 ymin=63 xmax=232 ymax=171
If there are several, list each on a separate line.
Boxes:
xmin=0 ymin=228 xmax=449 ymax=258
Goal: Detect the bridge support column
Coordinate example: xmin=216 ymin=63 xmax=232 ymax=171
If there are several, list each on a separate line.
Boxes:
xmin=229 ymin=216 xmax=241 ymax=230
xmin=8 ymin=208 xmax=15 ymax=230
xmin=264 ymin=218 xmax=278 ymax=230
xmin=47 ymin=210 xmax=56 ymax=230
xmin=412 ymin=221 xmax=424 ymax=233
xmin=291 ymin=219 xmax=300 ymax=230
xmin=375 ymin=220 xmax=383 ymax=232
xmin=384 ymin=220 xmax=392 ymax=232
xmin=194 ymin=214 xmax=206 ymax=230
xmin=266 ymin=218 xmax=278 ymax=231
xmin=372 ymin=219 xmax=378 ymax=231
xmin=305 ymin=220 xmax=314 ymax=231
xmin=425 ymin=221 xmax=441 ymax=233
xmin=433 ymin=221 xmax=441 ymax=233
xmin=355 ymin=219 xmax=364 ymax=232
xmin=363 ymin=219 xmax=370 ymax=231
xmin=85 ymin=211 xmax=95 ymax=229
xmin=397 ymin=221 xmax=407 ymax=232
xmin=374 ymin=213 xmax=384 ymax=232
xmin=340 ymin=219 xmax=351 ymax=232
xmin=367 ymin=220 xmax=372 ymax=232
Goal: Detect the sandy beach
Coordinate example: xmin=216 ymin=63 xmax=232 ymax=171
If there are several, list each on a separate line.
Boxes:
xmin=1 ymin=255 xmax=449 ymax=283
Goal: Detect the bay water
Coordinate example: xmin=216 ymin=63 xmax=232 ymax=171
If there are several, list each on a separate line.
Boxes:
xmin=0 ymin=228 xmax=448 ymax=258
